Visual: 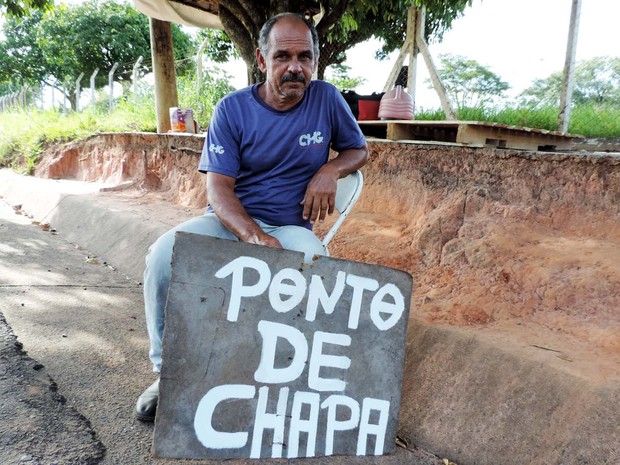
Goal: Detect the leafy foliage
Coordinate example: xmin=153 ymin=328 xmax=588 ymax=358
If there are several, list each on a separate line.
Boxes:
xmin=431 ymin=53 xmax=510 ymax=108
xmin=519 ymin=56 xmax=620 ymax=108
xmin=325 ymin=64 xmax=366 ymax=90
xmin=216 ymin=0 xmax=473 ymax=83
xmin=0 ymin=0 xmax=195 ymax=108
xmin=176 ymin=66 xmax=236 ymax=128
xmin=195 ymin=29 xmax=240 ymax=63
xmin=0 ymin=0 xmax=52 ymax=17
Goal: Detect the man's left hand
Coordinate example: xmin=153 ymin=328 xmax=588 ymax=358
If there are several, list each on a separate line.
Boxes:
xmin=301 ymin=164 xmax=339 ymax=223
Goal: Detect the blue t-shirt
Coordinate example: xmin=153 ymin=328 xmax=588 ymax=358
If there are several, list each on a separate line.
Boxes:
xmin=199 ymin=80 xmax=366 ymax=229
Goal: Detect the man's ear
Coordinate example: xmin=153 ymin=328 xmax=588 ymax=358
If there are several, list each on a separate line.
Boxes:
xmin=256 ymin=48 xmax=267 ymax=73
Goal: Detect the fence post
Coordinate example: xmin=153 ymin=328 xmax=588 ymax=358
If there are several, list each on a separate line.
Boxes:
xmin=90 ymin=68 xmax=99 ymax=109
xmin=51 ymin=84 xmax=56 ymax=111
xmin=196 ymin=37 xmax=209 ymax=94
xmin=558 ymin=0 xmax=582 ymax=133
xmin=75 ymin=72 xmax=85 ymax=112
xmin=63 ymin=79 xmax=69 ymax=113
xmin=19 ymin=86 xmax=28 ymax=108
xmin=109 ymin=62 xmax=119 ymax=113
xmin=133 ymin=56 xmax=144 ymax=99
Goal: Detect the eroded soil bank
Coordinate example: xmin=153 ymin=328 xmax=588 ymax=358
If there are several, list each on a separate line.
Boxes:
xmin=35 ymin=133 xmax=620 ymax=382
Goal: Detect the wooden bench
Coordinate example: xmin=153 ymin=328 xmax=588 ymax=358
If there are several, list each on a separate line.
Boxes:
xmin=357 ymin=120 xmax=583 ymax=151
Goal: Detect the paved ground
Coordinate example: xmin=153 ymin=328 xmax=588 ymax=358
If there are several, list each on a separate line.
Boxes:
xmin=0 ymin=189 xmax=443 ymax=464
xmin=0 ymin=199 xmax=157 ymax=464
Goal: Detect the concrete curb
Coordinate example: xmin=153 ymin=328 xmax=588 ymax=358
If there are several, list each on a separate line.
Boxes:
xmin=1 ymin=168 xmax=618 ymax=465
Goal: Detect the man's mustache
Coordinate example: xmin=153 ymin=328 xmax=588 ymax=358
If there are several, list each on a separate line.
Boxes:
xmin=281 ymin=73 xmax=306 ymax=84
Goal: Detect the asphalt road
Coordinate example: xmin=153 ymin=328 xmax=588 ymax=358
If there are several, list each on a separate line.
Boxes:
xmin=0 ymin=198 xmax=156 ymax=464
xmin=0 ymin=198 xmax=443 ymax=465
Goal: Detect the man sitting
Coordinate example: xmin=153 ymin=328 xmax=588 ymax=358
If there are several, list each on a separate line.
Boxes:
xmin=135 ymin=11 xmax=369 ymax=422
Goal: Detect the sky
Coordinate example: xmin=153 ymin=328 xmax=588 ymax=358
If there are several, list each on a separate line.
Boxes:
xmin=218 ymin=0 xmax=620 ymax=109
xmin=345 ymin=0 xmax=620 ymax=108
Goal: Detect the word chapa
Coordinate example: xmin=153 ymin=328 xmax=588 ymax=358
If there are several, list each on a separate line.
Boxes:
xmin=192 ymin=255 xmax=408 ymax=458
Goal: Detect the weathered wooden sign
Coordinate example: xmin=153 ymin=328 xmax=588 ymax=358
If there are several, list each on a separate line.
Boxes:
xmin=153 ymin=232 xmax=413 ymax=460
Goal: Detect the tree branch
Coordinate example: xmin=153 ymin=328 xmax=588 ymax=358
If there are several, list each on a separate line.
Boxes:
xmin=219 ymin=0 xmax=260 ymax=47
xmin=316 ymin=0 xmax=348 ymax=38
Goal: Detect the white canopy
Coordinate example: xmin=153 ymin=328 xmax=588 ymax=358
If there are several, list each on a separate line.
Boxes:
xmin=133 ymin=0 xmax=222 ymax=29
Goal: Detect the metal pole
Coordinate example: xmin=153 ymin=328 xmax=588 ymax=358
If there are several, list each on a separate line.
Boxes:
xmin=109 ymin=62 xmax=119 ymax=113
xmin=90 ymin=68 xmax=99 ymax=109
xmin=19 ymin=87 xmax=27 ymax=108
xmin=132 ymin=56 xmax=144 ymax=98
xmin=75 ymin=72 xmax=84 ymax=112
xmin=63 ymin=79 xmax=69 ymax=113
xmin=558 ymin=0 xmax=582 ymax=133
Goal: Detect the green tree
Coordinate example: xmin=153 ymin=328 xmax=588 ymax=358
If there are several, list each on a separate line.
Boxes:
xmin=325 ymin=64 xmax=366 ymax=90
xmin=431 ymin=53 xmax=510 ymax=108
xmin=215 ymin=0 xmax=472 ymax=83
xmin=519 ymin=56 xmax=620 ymax=107
xmin=0 ymin=0 xmax=52 ymax=17
xmin=0 ymin=0 xmax=194 ymax=108
xmin=195 ymin=28 xmax=240 ymax=63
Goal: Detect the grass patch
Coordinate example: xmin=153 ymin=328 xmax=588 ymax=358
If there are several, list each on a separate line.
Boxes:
xmin=0 ymin=99 xmax=157 ymax=173
xmin=0 ymin=70 xmax=234 ymax=173
xmin=2 ymin=93 xmax=619 ymax=174
xmin=416 ymin=104 xmax=620 ymax=137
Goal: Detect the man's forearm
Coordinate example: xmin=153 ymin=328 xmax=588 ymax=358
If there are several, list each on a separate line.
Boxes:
xmin=301 ymin=143 xmax=369 ymax=223
xmin=207 ymin=172 xmax=281 ymax=247
xmin=326 ymin=143 xmax=370 ymax=178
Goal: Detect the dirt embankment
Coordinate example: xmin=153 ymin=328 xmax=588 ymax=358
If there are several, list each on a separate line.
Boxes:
xmin=36 ymin=133 xmax=620 ymax=381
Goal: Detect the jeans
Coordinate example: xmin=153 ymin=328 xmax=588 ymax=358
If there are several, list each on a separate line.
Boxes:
xmin=143 ymin=213 xmax=327 ymax=372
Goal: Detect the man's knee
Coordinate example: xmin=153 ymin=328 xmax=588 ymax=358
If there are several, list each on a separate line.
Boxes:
xmin=274 ymin=226 xmax=325 ymax=262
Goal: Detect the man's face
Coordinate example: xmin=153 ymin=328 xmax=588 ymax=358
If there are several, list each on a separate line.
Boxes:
xmin=257 ymin=17 xmax=317 ymax=107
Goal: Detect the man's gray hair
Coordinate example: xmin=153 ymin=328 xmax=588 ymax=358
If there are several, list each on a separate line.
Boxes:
xmin=258 ymin=13 xmax=320 ymax=61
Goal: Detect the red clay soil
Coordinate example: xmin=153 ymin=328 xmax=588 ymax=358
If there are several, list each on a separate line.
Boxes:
xmin=35 ymin=133 xmax=620 ymax=383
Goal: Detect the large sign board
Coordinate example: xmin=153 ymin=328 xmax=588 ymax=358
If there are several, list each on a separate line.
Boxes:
xmin=153 ymin=233 xmax=413 ymax=460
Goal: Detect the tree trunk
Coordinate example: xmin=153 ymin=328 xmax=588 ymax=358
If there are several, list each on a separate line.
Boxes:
xmin=149 ymin=18 xmax=179 ymax=133
xmin=217 ymin=0 xmax=349 ymax=85
xmin=218 ymin=1 xmax=266 ymax=85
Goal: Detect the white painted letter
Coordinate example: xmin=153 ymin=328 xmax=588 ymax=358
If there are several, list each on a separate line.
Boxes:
xmin=321 ymin=395 xmax=360 ymax=456
xmin=308 ymin=331 xmax=351 ymax=392
xmin=251 ymin=386 xmax=289 ymax=458
xmin=254 ymin=321 xmax=308 ymax=384
xmin=356 ymin=398 xmax=390 ymax=455
xmin=214 ymin=256 xmax=271 ymax=322
xmin=345 ymin=274 xmax=379 ymax=329
xmin=268 ymin=268 xmax=307 ymax=313
xmin=287 ymin=391 xmax=320 ymax=458
xmin=370 ymin=283 xmax=405 ymax=331
xmin=194 ymin=384 xmax=256 ymax=449
xmin=306 ymin=271 xmax=346 ymax=321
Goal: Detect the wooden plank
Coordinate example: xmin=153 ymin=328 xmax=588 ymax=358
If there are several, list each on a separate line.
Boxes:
xmin=357 ymin=120 xmax=581 ymax=151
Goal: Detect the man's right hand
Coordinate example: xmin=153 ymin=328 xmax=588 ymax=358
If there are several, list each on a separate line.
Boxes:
xmin=207 ymin=172 xmax=283 ymax=249
xmin=246 ymin=231 xmax=283 ymax=249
